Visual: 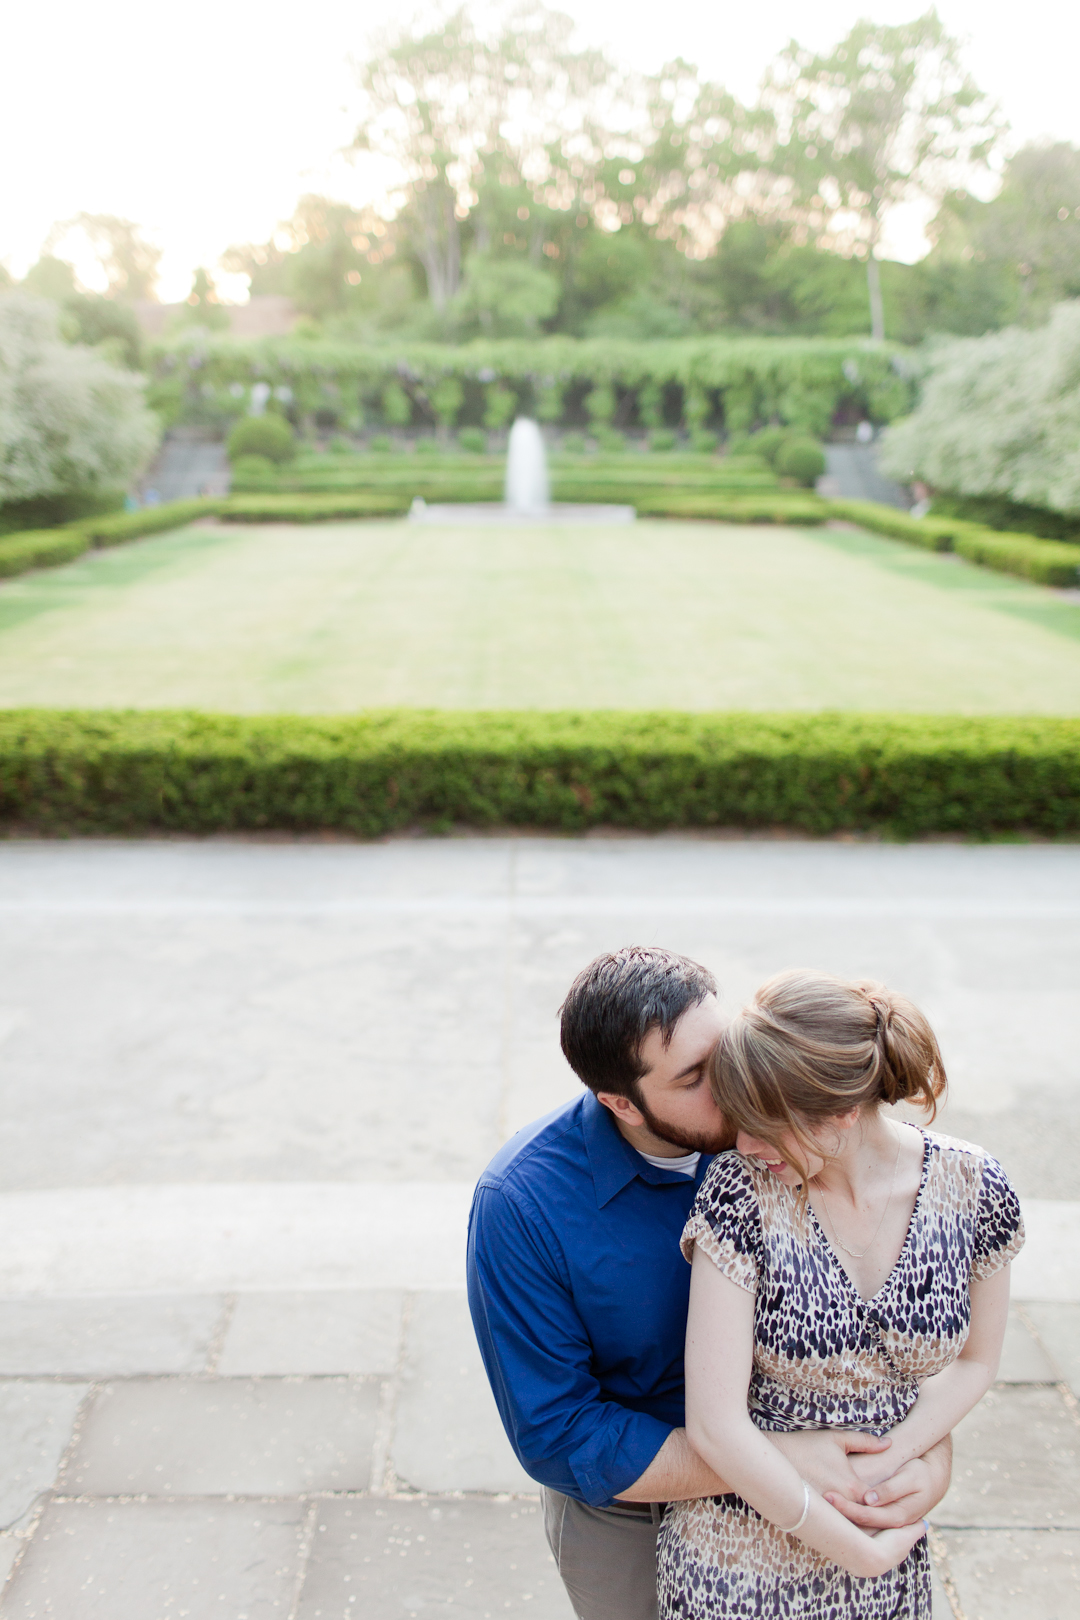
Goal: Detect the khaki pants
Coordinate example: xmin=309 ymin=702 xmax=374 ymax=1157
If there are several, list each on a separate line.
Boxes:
xmin=541 ymin=1487 xmax=663 ymax=1620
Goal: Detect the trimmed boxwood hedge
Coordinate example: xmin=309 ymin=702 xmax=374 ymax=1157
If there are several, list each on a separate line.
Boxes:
xmin=828 ymin=499 xmax=1080 ymax=584
xmin=1 ymin=489 xmax=1078 ymax=589
xmin=220 ymin=492 xmax=410 ymax=522
xmin=0 ymin=709 xmax=1078 ymax=839
xmin=0 ymin=528 xmax=91 ymax=577
xmin=951 ymin=529 xmax=1080 ymax=588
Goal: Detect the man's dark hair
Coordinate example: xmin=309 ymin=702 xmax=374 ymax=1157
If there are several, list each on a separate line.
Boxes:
xmin=559 ymin=947 xmax=717 ymax=1098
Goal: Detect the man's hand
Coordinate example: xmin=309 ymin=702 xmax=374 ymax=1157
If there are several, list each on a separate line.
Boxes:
xmin=826 ymin=1436 xmax=952 ymax=1530
xmin=768 ymin=1429 xmax=892 ymax=1502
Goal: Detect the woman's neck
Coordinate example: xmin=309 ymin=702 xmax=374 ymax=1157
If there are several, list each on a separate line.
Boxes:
xmin=812 ymin=1111 xmax=905 ymax=1203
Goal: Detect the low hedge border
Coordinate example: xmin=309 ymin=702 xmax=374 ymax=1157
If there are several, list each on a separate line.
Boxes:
xmin=1 ymin=710 xmax=1077 ymax=839
xmin=827 ymin=499 xmax=1080 ymax=585
xmin=1 ymin=490 xmax=1079 ymax=589
xmin=0 ymin=529 xmax=91 ymax=579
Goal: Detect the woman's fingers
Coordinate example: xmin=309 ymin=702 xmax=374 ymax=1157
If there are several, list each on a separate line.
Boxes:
xmin=824 ymin=1490 xmax=922 ymax=1530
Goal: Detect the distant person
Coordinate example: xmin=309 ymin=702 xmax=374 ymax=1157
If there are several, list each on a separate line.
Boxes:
xmin=467 ymin=949 xmax=952 ymax=1620
xmin=656 ymin=969 xmax=1022 ymax=1619
xmin=143 ymin=487 xmax=162 ymax=507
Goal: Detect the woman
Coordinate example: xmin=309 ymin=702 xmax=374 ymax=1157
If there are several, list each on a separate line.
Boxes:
xmin=656 ymin=970 xmax=1023 ymax=1620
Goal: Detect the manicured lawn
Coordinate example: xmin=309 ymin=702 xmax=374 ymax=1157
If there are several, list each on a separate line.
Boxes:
xmin=1 ymin=517 xmax=1080 ymax=712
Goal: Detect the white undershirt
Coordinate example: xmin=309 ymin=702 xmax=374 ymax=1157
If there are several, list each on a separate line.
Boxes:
xmin=637 ymin=1149 xmax=701 ymax=1178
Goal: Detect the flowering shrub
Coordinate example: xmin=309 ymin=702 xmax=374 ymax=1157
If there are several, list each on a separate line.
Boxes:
xmin=0 ymin=295 xmax=159 ymax=506
xmin=880 ymin=303 xmax=1080 ymax=516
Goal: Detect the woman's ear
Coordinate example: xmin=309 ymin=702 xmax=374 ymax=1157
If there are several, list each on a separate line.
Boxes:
xmin=834 ymin=1106 xmax=862 ymax=1132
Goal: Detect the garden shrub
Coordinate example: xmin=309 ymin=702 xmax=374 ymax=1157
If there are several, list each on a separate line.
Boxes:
xmin=2 ymin=709 xmax=1078 ymax=840
xmin=880 ymin=302 xmax=1080 ymax=518
xmin=0 ymin=294 xmax=159 ymax=510
xmin=230 ymin=454 xmax=277 ymax=482
xmin=0 ymin=529 xmax=90 ymax=578
xmin=368 ymin=434 xmax=392 ymax=451
xmin=594 ymin=427 xmax=625 ymax=452
xmin=951 ymin=530 xmax=1080 ymax=587
xmin=688 ymin=431 xmax=718 ymax=454
xmin=218 ymin=493 xmax=410 ymax=522
xmin=649 ymin=429 xmax=678 ymax=451
xmin=928 ymin=493 xmax=1080 ymax=543
xmin=80 ymin=500 xmax=221 ymax=545
xmin=560 ymin=433 xmax=586 ymax=454
xmin=634 ymin=493 xmax=826 ymax=524
xmin=458 ymin=428 xmax=487 ymax=453
xmin=824 ymin=500 xmax=961 ymax=552
xmin=225 ymin=415 xmax=296 ymax=464
xmin=776 ymin=438 xmax=827 ymax=486
xmin=414 ymin=438 xmax=443 ymax=455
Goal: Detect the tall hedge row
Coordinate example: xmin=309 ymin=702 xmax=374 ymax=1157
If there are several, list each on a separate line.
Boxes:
xmin=0 ymin=710 xmax=1077 ymax=839
xmin=149 ymin=333 xmax=915 ymax=439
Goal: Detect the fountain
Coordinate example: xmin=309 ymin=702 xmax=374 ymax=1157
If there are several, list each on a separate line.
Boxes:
xmin=505 ymin=418 xmax=550 ymax=515
xmin=409 ymin=417 xmax=635 ymax=525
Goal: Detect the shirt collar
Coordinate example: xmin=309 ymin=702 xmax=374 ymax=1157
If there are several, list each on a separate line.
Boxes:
xmin=581 ymin=1091 xmax=710 ymax=1208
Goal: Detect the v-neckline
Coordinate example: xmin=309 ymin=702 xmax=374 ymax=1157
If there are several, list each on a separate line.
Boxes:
xmin=805 ymin=1128 xmax=931 ymax=1307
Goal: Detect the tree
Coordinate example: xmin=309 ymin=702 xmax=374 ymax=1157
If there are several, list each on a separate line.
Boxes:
xmin=351 ymin=5 xmax=612 ymax=309
xmin=932 ymin=143 xmax=1080 ymax=320
xmin=0 ymin=295 xmax=159 ymax=505
xmin=44 ymin=214 xmax=161 ymax=302
xmin=761 ymin=11 xmax=1003 ymax=339
xmin=222 ymin=195 xmax=399 ymax=323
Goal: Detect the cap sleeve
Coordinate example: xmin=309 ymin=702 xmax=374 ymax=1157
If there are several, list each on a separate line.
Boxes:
xmin=681 ymin=1151 xmax=762 ymax=1295
xmin=972 ymin=1153 xmax=1025 ymax=1281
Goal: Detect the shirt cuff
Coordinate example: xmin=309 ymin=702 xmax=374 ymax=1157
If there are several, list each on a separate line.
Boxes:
xmin=567 ymin=1412 xmax=675 ymax=1508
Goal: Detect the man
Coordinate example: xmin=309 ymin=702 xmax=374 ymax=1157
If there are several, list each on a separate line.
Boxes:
xmin=467 ymin=947 xmax=951 ymax=1620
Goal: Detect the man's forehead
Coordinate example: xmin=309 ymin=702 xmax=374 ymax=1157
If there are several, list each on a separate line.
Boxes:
xmin=639 ymin=994 xmax=725 ymax=1071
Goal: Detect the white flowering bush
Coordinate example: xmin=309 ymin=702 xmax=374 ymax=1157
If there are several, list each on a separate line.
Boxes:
xmin=0 ymin=294 xmax=159 ymax=504
xmin=880 ymin=303 xmax=1080 ymax=515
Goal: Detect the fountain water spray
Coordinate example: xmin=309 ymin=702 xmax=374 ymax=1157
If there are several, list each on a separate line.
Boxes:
xmin=505 ymin=419 xmax=550 ymax=515
xmin=409 ymin=416 xmax=634 ymax=524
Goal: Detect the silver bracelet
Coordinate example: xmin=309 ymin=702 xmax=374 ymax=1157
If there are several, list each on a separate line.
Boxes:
xmin=780 ymin=1482 xmax=811 ymax=1535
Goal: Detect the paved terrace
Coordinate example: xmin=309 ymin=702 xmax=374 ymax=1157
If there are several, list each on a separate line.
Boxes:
xmin=0 ymin=837 xmax=1077 ymax=1618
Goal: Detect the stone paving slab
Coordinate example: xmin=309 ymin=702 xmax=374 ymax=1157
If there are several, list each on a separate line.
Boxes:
xmin=60 ymin=1378 xmax=380 ymax=1498
xmin=294 ymin=1497 xmax=573 ymax=1620
xmin=935 ymin=1385 xmax=1080 ymax=1529
xmin=0 ymin=1295 xmax=224 ymax=1377
xmin=1022 ymin=1303 xmax=1080 ymax=1395
xmin=0 ymin=1383 xmax=88 ymax=1531
xmin=0 ymin=1498 xmax=307 ymax=1618
xmin=217 ymin=1291 xmax=403 ymax=1377
xmin=393 ymin=1294 xmax=533 ymax=1495
xmin=936 ymin=1528 xmax=1080 ymax=1619
xmin=995 ymin=1309 xmax=1058 ymax=1383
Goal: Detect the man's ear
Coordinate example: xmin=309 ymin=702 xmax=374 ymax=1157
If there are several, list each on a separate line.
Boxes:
xmin=595 ymin=1091 xmax=646 ymax=1129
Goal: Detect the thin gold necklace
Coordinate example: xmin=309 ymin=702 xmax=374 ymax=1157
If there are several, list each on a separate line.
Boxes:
xmin=814 ymin=1128 xmax=904 ymax=1260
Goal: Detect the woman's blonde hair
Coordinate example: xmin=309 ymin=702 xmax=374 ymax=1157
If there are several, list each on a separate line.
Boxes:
xmin=709 ymin=970 xmax=947 ymax=1183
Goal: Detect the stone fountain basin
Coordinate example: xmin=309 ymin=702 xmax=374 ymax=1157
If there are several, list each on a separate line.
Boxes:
xmin=408 ymin=499 xmax=636 ymax=525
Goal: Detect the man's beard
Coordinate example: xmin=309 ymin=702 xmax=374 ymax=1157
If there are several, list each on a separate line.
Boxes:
xmin=633 ymin=1092 xmax=735 ymax=1155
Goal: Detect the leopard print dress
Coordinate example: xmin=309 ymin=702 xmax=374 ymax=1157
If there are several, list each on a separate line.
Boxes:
xmin=656 ymin=1130 xmax=1024 ymax=1620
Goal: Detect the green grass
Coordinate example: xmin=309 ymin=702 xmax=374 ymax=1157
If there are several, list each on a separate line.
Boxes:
xmin=1 ymin=517 xmax=1080 ymax=713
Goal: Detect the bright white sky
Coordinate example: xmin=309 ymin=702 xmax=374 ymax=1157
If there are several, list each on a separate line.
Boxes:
xmin=4 ymin=0 xmax=1079 ymax=302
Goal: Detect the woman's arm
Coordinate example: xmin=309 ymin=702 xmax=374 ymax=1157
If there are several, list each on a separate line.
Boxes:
xmin=847 ymin=1266 xmax=1011 ymax=1491
xmin=685 ymin=1250 xmax=925 ymax=1579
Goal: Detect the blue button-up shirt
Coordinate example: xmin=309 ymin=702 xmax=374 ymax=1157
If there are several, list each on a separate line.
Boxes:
xmin=467 ymin=1090 xmax=713 ymax=1508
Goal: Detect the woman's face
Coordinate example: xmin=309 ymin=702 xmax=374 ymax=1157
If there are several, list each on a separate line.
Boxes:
xmin=736 ymin=1112 xmax=857 ymax=1186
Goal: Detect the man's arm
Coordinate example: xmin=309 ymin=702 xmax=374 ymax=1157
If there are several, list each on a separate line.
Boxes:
xmin=467 ymin=1182 xmax=675 ymax=1506
xmin=617 ymin=1427 xmax=951 ymax=1524
xmin=616 ymin=1427 xmax=892 ymax=1504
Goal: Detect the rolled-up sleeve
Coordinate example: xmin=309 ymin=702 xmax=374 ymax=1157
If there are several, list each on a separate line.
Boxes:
xmin=467 ymin=1180 xmax=672 ymax=1506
